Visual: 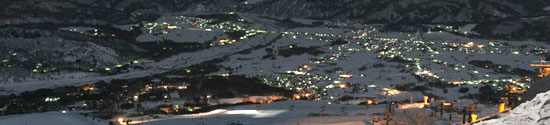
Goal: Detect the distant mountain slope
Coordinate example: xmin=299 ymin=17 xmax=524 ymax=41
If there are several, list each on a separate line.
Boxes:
xmin=242 ymin=0 xmax=548 ymax=23
xmin=1 ymin=0 xmax=548 ymax=26
xmin=473 ymin=16 xmax=550 ymax=41
xmin=0 ymin=0 xmax=243 ymax=26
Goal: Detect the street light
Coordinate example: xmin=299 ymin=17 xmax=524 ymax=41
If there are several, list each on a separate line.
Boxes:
xmin=443 ymin=102 xmax=453 ymax=120
xmin=117 ymin=117 xmax=126 ymax=125
xmin=471 ymin=114 xmax=478 ymax=122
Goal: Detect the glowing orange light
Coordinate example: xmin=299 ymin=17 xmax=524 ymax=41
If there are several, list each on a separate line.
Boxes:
xmin=83 ymin=86 xmax=95 ymax=91
xmin=339 ymin=74 xmax=352 ymax=78
xmin=451 ymin=81 xmax=462 ymax=85
xmin=498 ymin=103 xmax=506 ymax=113
xmin=426 ymin=73 xmax=435 ymax=77
xmin=167 ymin=25 xmax=179 ymax=29
xmin=338 ymin=84 xmax=347 ymax=88
xmin=219 ymin=39 xmax=230 ymax=43
xmin=304 ymin=93 xmax=311 ymax=97
xmin=302 ymin=65 xmax=309 ymax=69
xmin=464 ymin=42 xmax=474 ymax=48
xmin=471 ymin=114 xmax=478 ymax=122
xmin=117 ymin=117 xmax=126 ymax=124
xmin=378 ymin=51 xmax=387 ymax=56
xmin=294 ymin=94 xmax=301 ymax=100
xmin=477 ymin=44 xmax=485 ymax=48
xmin=531 ymin=59 xmax=550 ymax=77
xmin=386 ymin=89 xmax=400 ymax=95
xmin=293 ymin=71 xmax=305 ymax=75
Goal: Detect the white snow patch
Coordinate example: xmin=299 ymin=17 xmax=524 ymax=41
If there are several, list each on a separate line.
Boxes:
xmin=476 ymin=90 xmax=550 ymax=124
xmin=0 ymin=112 xmax=98 ymax=125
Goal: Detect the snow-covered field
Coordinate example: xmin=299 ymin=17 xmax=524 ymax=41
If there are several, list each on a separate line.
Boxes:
xmin=0 ymin=101 xmax=387 ymax=125
xmin=0 ymin=99 xmax=503 ymax=125
xmin=136 ymin=28 xmax=225 ymax=43
xmin=136 ymin=100 xmax=384 ymax=125
xmin=132 ymin=99 xmax=499 ymax=125
xmin=1 ymin=13 xmax=546 ymax=104
xmin=0 ymin=111 xmax=100 ymax=125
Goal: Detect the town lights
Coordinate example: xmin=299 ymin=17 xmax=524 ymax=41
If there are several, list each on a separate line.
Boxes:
xmin=82 ymin=86 xmax=95 ymax=91
xmin=426 ymin=73 xmax=435 ymax=77
xmin=177 ymin=86 xmax=187 ymax=89
xmin=302 ymin=64 xmax=309 ymax=69
xmin=338 ymin=84 xmax=347 ymax=88
xmin=451 ymin=81 xmax=463 ymax=85
xmin=294 ymin=94 xmax=301 ymax=100
xmin=499 ymin=103 xmax=506 ymax=113
xmin=464 ymin=42 xmax=474 ymax=48
xmin=287 ymin=70 xmax=306 ymax=75
xmin=477 ymin=44 xmax=485 ymax=48
xmin=385 ymin=89 xmax=400 ymax=95
xmin=338 ymin=74 xmax=352 ymax=78
xmin=167 ymin=25 xmax=179 ymax=29
xmin=293 ymin=71 xmax=305 ymax=75
xmin=219 ymin=39 xmax=230 ymax=44
xmin=471 ymin=114 xmax=478 ymax=122
xmin=117 ymin=117 xmax=126 ymax=125
xmin=378 ymin=51 xmax=387 ymax=56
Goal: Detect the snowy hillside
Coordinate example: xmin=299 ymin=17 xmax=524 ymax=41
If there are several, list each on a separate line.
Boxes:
xmin=0 ymin=111 xmax=100 ymax=125
xmin=476 ymin=90 xmax=550 ymax=124
xmin=138 ymin=100 xmax=389 ymax=125
xmin=2 ymin=0 xmax=548 ymax=26
xmin=239 ymin=0 xmax=546 ymax=23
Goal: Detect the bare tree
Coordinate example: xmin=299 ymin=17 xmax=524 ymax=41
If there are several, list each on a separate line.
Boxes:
xmin=397 ymin=109 xmax=437 ymax=125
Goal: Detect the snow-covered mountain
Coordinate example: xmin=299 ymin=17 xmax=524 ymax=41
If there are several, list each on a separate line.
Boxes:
xmin=2 ymin=0 xmax=548 ymax=26
xmin=476 ymin=89 xmax=550 ymax=124
xmin=473 ymin=15 xmax=550 ymax=41
xmin=0 ymin=0 xmax=248 ymax=26
xmin=241 ymin=0 xmax=545 ymax=23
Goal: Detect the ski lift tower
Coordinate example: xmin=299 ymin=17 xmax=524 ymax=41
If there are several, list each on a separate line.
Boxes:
xmin=530 ymin=59 xmax=550 ymax=77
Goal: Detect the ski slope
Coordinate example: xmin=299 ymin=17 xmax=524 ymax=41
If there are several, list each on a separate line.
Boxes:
xmin=476 ymin=90 xmax=550 ymax=125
